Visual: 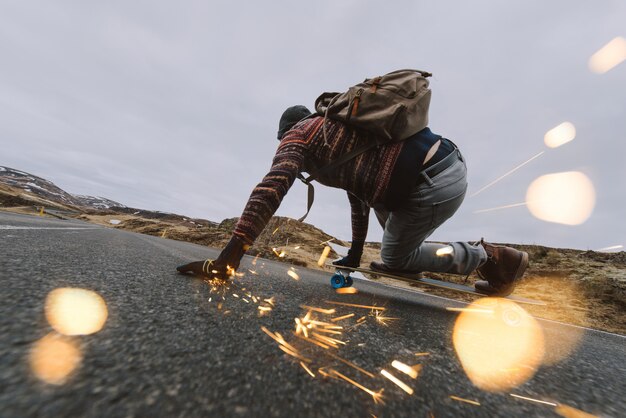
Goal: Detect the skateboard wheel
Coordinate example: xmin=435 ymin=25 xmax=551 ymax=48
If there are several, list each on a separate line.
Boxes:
xmin=345 ymin=276 xmax=354 ymax=287
xmin=330 ymin=273 xmax=345 ymax=289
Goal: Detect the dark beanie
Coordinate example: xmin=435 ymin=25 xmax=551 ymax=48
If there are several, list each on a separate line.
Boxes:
xmin=277 ymin=105 xmax=312 ymax=139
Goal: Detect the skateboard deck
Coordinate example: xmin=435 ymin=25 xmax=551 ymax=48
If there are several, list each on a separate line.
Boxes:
xmin=329 ymin=264 xmax=546 ymax=306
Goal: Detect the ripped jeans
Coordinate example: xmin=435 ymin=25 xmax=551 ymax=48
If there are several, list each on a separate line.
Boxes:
xmin=374 ymin=150 xmax=487 ymax=275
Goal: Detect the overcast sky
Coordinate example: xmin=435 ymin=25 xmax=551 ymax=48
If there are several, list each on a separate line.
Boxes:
xmin=1 ymin=1 xmax=625 ymax=251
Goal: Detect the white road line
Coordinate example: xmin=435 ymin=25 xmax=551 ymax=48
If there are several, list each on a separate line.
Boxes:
xmin=0 ymin=225 xmax=100 ymax=230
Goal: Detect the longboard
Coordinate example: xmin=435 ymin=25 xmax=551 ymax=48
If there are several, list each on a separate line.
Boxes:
xmin=328 ymin=264 xmax=546 ymax=306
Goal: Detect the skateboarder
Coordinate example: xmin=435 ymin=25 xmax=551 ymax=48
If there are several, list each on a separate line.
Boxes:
xmin=177 ymin=105 xmax=529 ymax=296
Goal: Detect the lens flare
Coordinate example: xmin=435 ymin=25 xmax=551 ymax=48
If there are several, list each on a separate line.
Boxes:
xmin=452 ymin=298 xmax=544 ymax=392
xmin=436 ymin=246 xmax=454 ymax=256
xmin=526 ymin=172 xmax=595 ymax=225
xmin=30 ymin=333 xmax=82 ymax=385
xmin=45 ymin=288 xmax=108 ymax=336
xmin=589 ymin=36 xmax=626 ymax=74
xmin=522 ymin=276 xmax=586 ymax=365
xmin=544 ymin=122 xmax=576 ymax=148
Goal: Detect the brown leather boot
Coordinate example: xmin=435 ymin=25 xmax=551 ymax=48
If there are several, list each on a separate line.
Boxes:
xmin=474 ymin=240 xmax=529 ymax=297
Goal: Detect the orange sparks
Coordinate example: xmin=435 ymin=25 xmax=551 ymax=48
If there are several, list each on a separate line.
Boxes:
xmin=300 ymin=305 xmax=336 ymax=315
xmin=555 ymin=404 xmax=599 ymax=418
xmin=414 ymin=352 xmax=430 ymax=357
xmin=312 ymin=332 xmax=346 ymax=347
xmin=278 ymin=344 xmax=311 ymax=363
xmin=336 ymin=287 xmax=358 ymax=294
xmin=307 ymin=319 xmax=343 ymax=329
xmin=314 ymin=328 xmax=342 ymax=335
xmin=449 ymin=395 xmax=481 ymax=406
xmin=226 ymin=265 xmax=236 ymax=277
xmin=596 ymin=244 xmax=623 ymax=252
xmin=372 ymin=310 xmax=398 ymax=326
xmin=469 ymin=151 xmax=545 ymax=198
xmin=294 ymin=318 xmax=309 ymax=338
xmin=474 ymin=202 xmax=527 ymax=214
xmin=260 ymin=327 xmax=299 ymax=353
xmin=318 ymin=246 xmax=331 ymax=266
xmin=294 ymin=333 xmax=330 ymax=349
xmin=381 ymin=369 xmax=414 ymax=395
xmin=258 ymin=306 xmax=272 ymax=312
xmin=264 ymin=297 xmax=275 ymax=306
xmin=252 ymin=254 xmax=259 ymax=265
xmin=248 ymin=269 xmax=258 ymax=275
xmin=272 ymin=227 xmax=280 ymax=235
xmin=325 ymin=352 xmax=375 ymax=378
xmin=510 ymin=394 xmax=557 ymax=407
xmin=446 ymin=307 xmax=494 ymax=314
xmin=300 ymin=361 xmax=315 ymax=378
xmin=317 ymin=368 xmax=336 ymax=380
xmin=391 ymin=360 xmax=419 ymax=379
xmin=328 ymin=369 xmax=384 ymax=404
xmin=288 ymin=270 xmax=300 ymax=281
xmin=331 ymin=313 xmax=355 ymax=322
xmin=272 ymin=248 xmax=286 ymax=258
xmin=326 ymin=301 xmax=385 ymax=311
xmin=294 ymin=246 xmax=301 ymax=250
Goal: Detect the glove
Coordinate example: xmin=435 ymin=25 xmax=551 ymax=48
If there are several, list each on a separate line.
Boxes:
xmin=176 ymin=259 xmax=228 ymax=280
xmin=332 ymin=241 xmax=364 ymax=268
xmin=176 ymin=236 xmax=248 ymax=280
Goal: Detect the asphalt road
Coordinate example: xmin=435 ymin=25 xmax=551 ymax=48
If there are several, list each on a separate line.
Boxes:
xmin=1 ymin=212 xmax=624 ymax=417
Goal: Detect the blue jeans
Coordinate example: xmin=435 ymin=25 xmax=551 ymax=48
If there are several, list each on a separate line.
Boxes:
xmin=374 ymin=150 xmax=487 ymax=275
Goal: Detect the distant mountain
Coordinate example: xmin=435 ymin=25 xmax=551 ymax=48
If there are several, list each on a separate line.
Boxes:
xmin=0 ymin=165 xmax=216 ymax=228
xmin=73 ymin=194 xmax=126 ymax=210
xmin=0 ymin=166 xmax=125 ymax=210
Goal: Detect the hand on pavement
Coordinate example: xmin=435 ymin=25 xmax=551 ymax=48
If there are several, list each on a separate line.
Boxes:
xmin=176 ymin=236 xmax=248 ymax=280
xmin=176 ymin=259 xmax=232 ymax=281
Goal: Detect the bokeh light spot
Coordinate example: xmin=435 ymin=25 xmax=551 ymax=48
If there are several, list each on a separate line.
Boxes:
xmin=588 ymin=36 xmax=626 ymax=74
xmin=452 ymin=298 xmax=544 ymax=392
xmin=30 ymin=333 xmax=82 ymax=385
xmin=526 ymin=172 xmax=595 ymax=225
xmin=544 ymin=122 xmax=576 ymax=148
xmin=45 ymin=288 xmax=108 ymax=336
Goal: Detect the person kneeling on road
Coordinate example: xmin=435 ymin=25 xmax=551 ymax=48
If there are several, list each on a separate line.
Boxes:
xmin=177 ymin=105 xmax=529 ymax=297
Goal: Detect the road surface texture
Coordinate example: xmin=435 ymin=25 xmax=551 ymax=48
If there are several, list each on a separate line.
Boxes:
xmin=1 ymin=212 xmax=624 ymax=417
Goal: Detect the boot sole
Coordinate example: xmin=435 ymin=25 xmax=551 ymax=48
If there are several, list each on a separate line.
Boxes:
xmin=475 ymin=251 xmax=529 ymax=296
xmin=501 ymin=251 xmax=529 ymax=296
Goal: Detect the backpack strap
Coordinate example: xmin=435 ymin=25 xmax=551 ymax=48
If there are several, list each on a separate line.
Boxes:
xmin=295 ymin=138 xmax=379 ymax=222
xmin=296 ymin=173 xmax=315 ymax=222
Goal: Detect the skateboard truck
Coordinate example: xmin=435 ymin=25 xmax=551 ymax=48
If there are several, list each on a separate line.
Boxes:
xmin=330 ymin=269 xmax=354 ymax=289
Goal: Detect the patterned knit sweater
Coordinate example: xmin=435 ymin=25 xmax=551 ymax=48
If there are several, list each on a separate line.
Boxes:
xmin=232 ymin=116 xmax=444 ymax=246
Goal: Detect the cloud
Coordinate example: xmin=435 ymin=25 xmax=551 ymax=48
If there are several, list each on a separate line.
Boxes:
xmin=1 ymin=1 xmax=624 ymax=250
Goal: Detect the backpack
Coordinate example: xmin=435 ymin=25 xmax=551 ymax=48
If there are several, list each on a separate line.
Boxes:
xmin=315 ymin=69 xmax=432 ymax=142
xmin=296 ymin=69 xmax=433 ymax=222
